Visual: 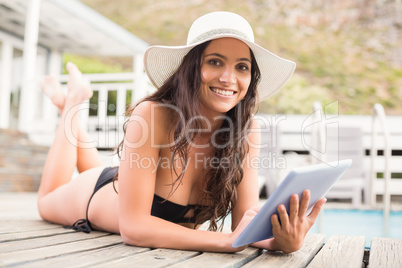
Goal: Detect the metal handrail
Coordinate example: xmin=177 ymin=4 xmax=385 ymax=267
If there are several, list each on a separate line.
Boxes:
xmin=310 ymin=101 xmax=326 ymax=164
xmin=370 ymin=103 xmax=391 ymax=236
xmin=311 ymin=101 xmax=325 ymax=233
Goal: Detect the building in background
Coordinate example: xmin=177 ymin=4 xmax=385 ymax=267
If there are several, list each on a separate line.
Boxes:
xmin=0 ymin=0 xmax=152 ymax=146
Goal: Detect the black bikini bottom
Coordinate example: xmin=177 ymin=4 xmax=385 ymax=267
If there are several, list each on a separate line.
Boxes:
xmin=65 ymin=167 xmax=118 ymax=233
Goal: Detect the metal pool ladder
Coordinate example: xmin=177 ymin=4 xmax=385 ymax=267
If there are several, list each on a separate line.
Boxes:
xmin=370 ymin=103 xmax=391 ymax=236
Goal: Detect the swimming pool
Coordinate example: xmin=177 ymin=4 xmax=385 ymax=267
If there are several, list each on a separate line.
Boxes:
xmin=309 ymin=209 xmax=402 ymax=248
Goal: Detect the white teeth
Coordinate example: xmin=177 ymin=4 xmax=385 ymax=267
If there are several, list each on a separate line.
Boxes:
xmin=211 ymin=88 xmax=234 ymax=96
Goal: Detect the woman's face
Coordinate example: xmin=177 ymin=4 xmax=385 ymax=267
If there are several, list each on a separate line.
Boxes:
xmin=199 ymin=38 xmax=252 ymax=116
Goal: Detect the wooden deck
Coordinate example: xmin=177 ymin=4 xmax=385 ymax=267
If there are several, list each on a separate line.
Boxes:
xmin=1 ymin=193 xmax=402 ymax=267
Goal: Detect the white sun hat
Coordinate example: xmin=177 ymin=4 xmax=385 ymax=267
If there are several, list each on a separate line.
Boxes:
xmin=144 ymin=11 xmax=296 ymax=101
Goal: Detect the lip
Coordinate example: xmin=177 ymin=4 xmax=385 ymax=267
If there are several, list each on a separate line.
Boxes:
xmin=209 ymin=87 xmax=237 ymax=98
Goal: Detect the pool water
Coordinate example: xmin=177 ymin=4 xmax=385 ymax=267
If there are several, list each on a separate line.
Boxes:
xmin=309 ymin=209 xmax=402 ymax=248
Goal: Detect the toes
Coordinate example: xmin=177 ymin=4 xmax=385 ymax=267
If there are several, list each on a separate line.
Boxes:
xmin=41 ymin=76 xmax=55 ymax=98
xmin=41 ymin=75 xmax=63 ymax=94
xmin=40 ymin=75 xmax=66 ymax=111
xmin=66 ymin=62 xmax=82 ymax=77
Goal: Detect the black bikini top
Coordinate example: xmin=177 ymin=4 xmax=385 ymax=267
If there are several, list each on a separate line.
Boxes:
xmin=152 ymin=194 xmax=203 ymax=224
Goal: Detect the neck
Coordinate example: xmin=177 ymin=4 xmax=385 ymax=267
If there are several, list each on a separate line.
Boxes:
xmin=198 ymin=106 xmax=226 ymax=134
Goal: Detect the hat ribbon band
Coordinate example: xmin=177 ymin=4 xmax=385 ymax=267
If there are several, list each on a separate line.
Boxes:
xmin=189 ymin=28 xmax=252 ymax=45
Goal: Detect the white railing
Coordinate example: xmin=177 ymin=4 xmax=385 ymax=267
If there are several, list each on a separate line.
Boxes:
xmin=370 ymin=103 xmax=392 ymax=236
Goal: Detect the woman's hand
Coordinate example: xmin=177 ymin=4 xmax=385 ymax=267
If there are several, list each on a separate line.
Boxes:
xmin=229 ymin=206 xmax=261 ymax=252
xmin=268 ymin=189 xmax=326 ymax=253
xmin=230 ymin=190 xmax=326 ymax=253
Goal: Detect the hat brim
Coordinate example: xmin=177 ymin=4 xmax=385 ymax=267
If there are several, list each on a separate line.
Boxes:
xmin=144 ymin=34 xmax=296 ymax=101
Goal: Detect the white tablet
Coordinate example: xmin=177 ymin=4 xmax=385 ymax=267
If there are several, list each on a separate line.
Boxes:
xmin=232 ymin=159 xmax=352 ymax=248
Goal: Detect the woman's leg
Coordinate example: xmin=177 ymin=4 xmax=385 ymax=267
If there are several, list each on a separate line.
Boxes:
xmin=76 ymin=125 xmax=105 ymax=173
xmin=37 ymin=63 xmax=104 ymax=225
xmin=40 ymin=75 xmax=104 ymax=173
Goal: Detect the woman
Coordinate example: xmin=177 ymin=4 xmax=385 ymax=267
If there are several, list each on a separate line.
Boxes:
xmin=37 ymin=11 xmax=326 ymax=253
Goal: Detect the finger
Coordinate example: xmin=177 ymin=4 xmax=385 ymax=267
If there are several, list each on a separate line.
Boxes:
xmin=289 ymin=194 xmax=299 ymax=224
xmin=277 ymin=204 xmax=289 ymax=229
xmin=308 ymin=198 xmax=327 ymax=221
xmin=298 ymin=189 xmax=311 ymax=217
xmin=271 ymin=214 xmax=281 ymax=233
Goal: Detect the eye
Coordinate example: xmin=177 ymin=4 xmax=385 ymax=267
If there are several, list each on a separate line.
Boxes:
xmin=237 ymin=64 xmax=250 ymax=72
xmin=208 ymin=59 xmax=222 ymax=66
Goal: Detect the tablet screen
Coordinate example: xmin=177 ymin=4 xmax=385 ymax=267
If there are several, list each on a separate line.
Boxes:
xmin=232 ymin=159 xmax=352 ymax=248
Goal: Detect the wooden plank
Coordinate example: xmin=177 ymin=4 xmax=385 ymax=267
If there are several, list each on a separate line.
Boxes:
xmin=0 ymin=193 xmax=40 ymax=220
xmin=307 ymin=235 xmax=365 ymax=268
xmin=170 ymin=247 xmax=261 ymax=268
xmin=0 ymin=226 xmax=74 ymax=242
xmin=0 ymin=192 xmax=37 ymax=202
xmin=17 ymin=243 xmax=150 ymax=267
xmin=369 ymin=237 xmax=402 ymax=268
xmin=0 ymin=193 xmax=38 ymax=208
xmin=0 ymin=220 xmax=60 ymax=233
xmin=92 ymin=248 xmax=200 ymax=268
xmin=242 ymin=233 xmax=326 ymax=268
xmin=0 ymin=231 xmax=109 ymax=253
xmin=0 ymin=234 xmax=122 ymax=266
xmin=0 ymin=209 xmax=39 ymax=218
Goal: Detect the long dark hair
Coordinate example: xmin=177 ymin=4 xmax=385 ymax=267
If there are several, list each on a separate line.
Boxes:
xmin=115 ymin=40 xmax=261 ymax=231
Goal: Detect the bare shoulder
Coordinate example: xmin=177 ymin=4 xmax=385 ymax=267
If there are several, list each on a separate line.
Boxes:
xmin=127 ymin=101 xmax=172 ymax=145
xmin=129 ymin=101 xmax=171 ymax=122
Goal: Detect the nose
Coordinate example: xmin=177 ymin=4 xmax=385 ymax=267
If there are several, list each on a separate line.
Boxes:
xmin=219 ymin=67 xmax=236 ymax=86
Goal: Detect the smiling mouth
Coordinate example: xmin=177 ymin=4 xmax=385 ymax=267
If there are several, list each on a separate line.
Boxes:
xmin=210 ymin=87 xmax=236 ymax=96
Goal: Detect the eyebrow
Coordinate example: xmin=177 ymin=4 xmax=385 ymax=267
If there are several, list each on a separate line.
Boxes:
xmin=204 ymin=53 xmax=251 ymax=63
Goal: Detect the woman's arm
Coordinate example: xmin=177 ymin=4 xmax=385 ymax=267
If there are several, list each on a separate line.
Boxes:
xmin=231 ymin=118 xmax=326 ymax=253
xmin=117 ymin=101 xmax=243 ymax=252
xmin=230 ymin=118 xmax=261 ymax=231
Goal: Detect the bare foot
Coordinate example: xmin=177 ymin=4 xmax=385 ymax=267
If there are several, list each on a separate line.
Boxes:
xmin=66 ymin=62 xmax=93 ymax=102
xmin=40 ymin=76 xmax=65 ymax=111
